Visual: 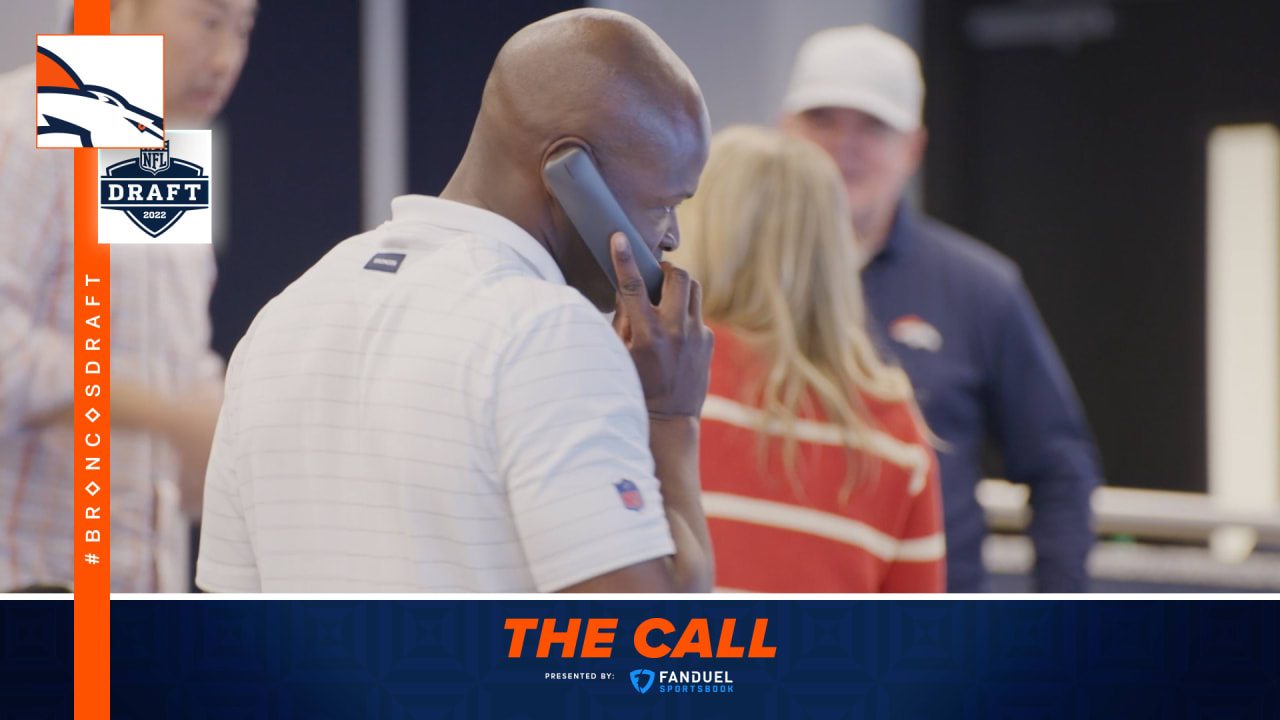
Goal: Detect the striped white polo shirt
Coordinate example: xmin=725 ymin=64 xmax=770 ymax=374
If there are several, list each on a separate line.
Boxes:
xmin=196 ymin=195 xmax=675 ymax=592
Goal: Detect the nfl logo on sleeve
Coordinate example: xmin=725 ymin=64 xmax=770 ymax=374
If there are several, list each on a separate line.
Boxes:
xmin=615 ymin=479 xmax=644 ymax=511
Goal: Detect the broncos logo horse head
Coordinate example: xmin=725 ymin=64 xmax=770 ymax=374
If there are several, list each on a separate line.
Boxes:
xmin=36 ymin=46 xmax=164 ymax=147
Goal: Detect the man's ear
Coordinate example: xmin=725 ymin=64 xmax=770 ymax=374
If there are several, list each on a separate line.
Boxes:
xmin=538 ymin=137 xmax=593 ymax=249
xmin=539 ymin=136 xmax=593 ymax=198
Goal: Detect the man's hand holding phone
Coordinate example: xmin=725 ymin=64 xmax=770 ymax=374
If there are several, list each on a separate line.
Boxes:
xmin=606 ymin=230 xmax=714 ymax=592
xmin=540 ymin=149 xmax=713 ymax=591
xmin=609 ymin=232 xmax=713 ymax=418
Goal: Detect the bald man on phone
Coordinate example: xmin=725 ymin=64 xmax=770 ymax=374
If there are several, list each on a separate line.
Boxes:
xmin=196 ymin=9 xmax=715 ymax=593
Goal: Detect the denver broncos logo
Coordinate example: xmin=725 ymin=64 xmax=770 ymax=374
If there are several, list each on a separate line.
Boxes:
xmin=36 ymin=46 xmax=163 ymax=147
xmin=889 ymin=315 xmax=943 ymax=352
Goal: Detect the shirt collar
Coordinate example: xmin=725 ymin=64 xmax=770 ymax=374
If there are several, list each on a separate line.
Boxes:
xmin=873 ymin=202 xmax=915 ymax=262
xmin=388 ymin=194 xmax=566 ymax=285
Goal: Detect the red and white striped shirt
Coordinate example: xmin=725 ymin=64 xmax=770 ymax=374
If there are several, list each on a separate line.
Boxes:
xmin=700 ymin=326 xmax=945 ymax=592
xmin=0 ymin=64 xmax=223 ymax=592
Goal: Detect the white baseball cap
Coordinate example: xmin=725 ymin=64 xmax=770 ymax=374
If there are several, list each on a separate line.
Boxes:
xmin=780 ymin=25 xmax=925 ymax=132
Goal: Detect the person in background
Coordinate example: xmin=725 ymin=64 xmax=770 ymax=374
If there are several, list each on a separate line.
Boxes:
xmin=0 ymin=0 xmax=257 ymax=592
xmin=780 ymin=25 xmax=1101 ymax=592
xmin=675 ymin=125 xmax=944 ymax=593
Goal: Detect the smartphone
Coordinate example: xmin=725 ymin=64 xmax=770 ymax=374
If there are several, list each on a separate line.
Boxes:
xmin=543 ymin=147 xmax=664 ymax=305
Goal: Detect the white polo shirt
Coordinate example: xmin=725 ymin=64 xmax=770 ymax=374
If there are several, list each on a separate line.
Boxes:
xmin=196 ymin=195 xmax=675 ymax=592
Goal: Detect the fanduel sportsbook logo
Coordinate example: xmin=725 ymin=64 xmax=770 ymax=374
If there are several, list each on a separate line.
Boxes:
xmin=629 ymin=669 xmax=735 ymax=695
xmin=99 ymin=140 xmax=209 ymax=238
xmin=630 ymin=669 xmax=655 ymax=694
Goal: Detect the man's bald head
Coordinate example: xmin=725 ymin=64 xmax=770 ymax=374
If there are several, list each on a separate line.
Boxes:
xmin=481 ymin=9 xmax=707 ymax=167
xmin=443 ymin=9 xmax=711 ymax=311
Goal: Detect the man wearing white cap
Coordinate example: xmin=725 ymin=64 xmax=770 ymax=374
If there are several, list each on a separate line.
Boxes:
xmin=781 ymin=26 xmax=1101 ymax=592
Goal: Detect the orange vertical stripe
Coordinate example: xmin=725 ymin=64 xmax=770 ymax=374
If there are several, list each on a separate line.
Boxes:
xmin=74 ymin=5 xmax=111 ymax=720
xmin=73 ymin=1 xmax=109 ymax=35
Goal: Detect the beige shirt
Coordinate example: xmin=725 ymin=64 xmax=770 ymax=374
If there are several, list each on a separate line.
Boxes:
xmin=0 ymin=63 xmax=223 ymax=592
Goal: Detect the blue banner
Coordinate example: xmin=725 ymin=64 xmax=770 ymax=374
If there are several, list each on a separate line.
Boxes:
xmin=99 ymin=178 xmax=210 ymax=207
xmin=3 ymin=599 xmax=1279 ymax=717
xmin=0 ymin=601 xmax=73 ymax=718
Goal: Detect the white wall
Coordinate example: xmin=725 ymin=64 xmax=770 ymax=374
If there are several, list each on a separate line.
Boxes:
xmin=1206 ymin=123 xmax=1280 ymax=560
xmin=592 ymin=0 xmax=921 ymax=129
xmin=1 ymin=0 xmax=72 ymax=73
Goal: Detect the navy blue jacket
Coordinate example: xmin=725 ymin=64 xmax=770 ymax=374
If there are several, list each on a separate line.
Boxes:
xmin=861 ymin=206 xmax=1100 ymax=592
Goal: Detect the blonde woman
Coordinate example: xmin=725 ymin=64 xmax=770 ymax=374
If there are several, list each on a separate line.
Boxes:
xmin=675 ymin=125 xmax=944 ymax=592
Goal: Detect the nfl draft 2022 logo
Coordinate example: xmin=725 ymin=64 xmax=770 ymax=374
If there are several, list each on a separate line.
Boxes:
xmin=98 ymin=130 xmax=213 ymax=244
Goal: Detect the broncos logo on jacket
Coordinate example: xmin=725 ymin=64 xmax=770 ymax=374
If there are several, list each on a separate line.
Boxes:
xmin=36 ymin=46 xmax=163 ymax=148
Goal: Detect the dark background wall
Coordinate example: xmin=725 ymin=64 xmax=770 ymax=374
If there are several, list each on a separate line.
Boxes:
xmin=211 ymin=0 xmax=579 ymax=361
xmin=407 ymin=1 xmax=580 ymax=197
xmin=210 ymin=1 xmax=363 ymax=359
xmin=921 ymin=0 xmax=1280 ymax=492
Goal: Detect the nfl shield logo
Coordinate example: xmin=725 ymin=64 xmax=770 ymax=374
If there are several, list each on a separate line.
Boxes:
xmin=139 ymin=140 xmax=170 ymax=175
xmin=615 ymin=479 xmax=643 ymax=511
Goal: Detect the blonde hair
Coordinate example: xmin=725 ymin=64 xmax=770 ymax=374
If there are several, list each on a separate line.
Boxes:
xmin=676 ymin=125 xmax=916 ymax=502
